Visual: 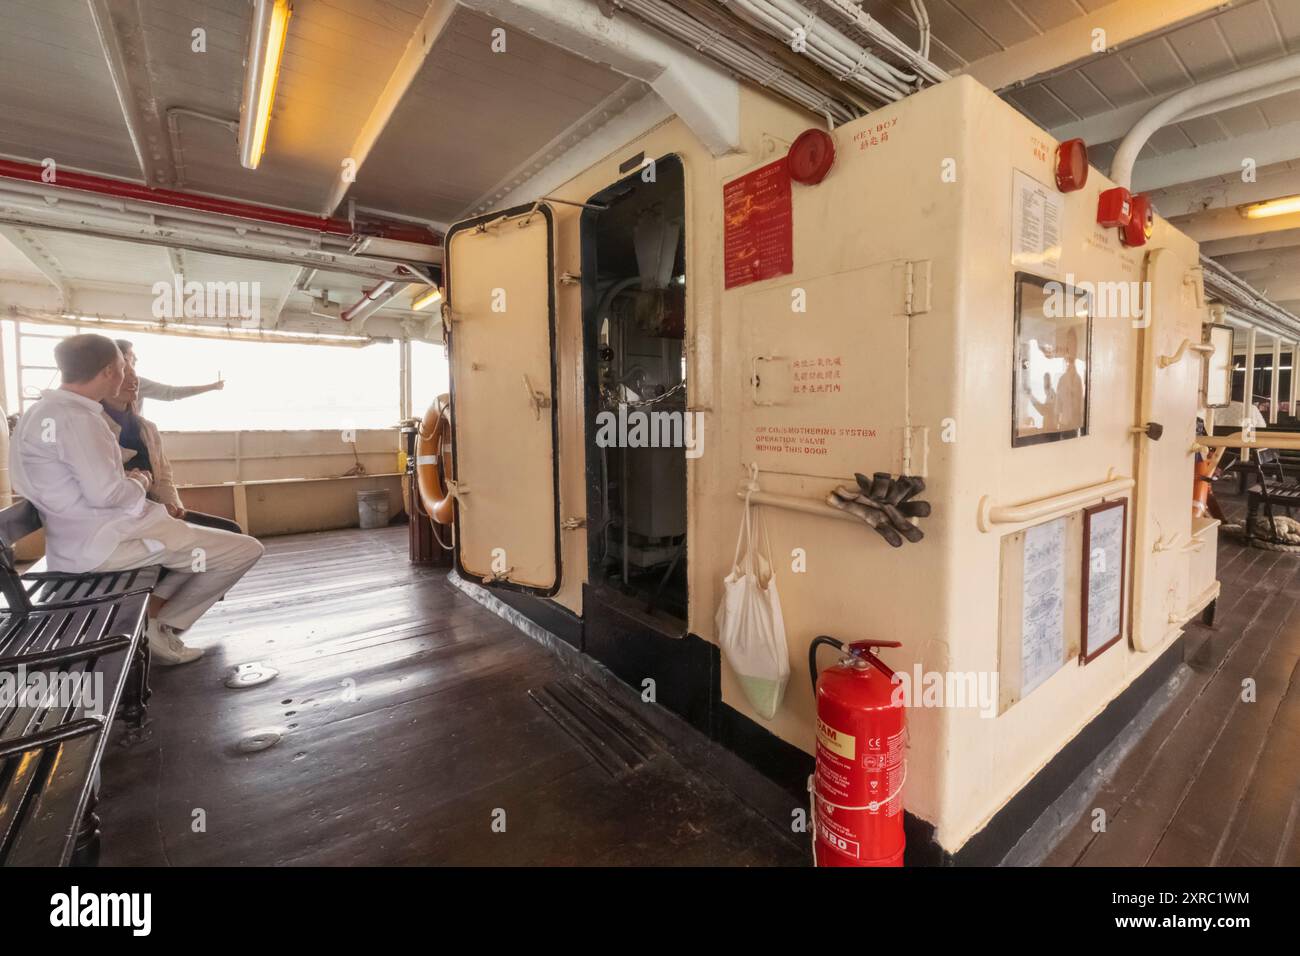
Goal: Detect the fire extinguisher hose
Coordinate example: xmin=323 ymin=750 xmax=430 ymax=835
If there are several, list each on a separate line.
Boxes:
xmin=807 ymin=635 xmax=845 ymax=695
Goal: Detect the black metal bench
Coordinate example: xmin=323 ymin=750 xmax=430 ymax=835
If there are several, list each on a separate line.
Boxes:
xmin=0 ymin=499 xmax=158 ymax=866
xmin=1244 ymin=448 xmax=1300 ymax=545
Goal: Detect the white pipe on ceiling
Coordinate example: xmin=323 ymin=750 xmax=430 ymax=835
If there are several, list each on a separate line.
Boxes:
xmin=614 ymin=0 xmax=855 ymax=122
xmin=727 ymin=0 xmax=927 ymax=102
xmin=818 ymin=0 xmax=948 ymax=84
xmin=1111 ymin=52 xmax=1300 ymax=190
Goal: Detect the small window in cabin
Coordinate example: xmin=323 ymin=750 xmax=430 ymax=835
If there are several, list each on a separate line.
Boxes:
xmin=1012 ymin=273 xmax=1091 ymax=447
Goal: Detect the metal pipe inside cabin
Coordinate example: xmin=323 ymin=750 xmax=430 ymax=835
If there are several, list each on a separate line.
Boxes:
xmin=0 ymin=158 xmax=438 ymax=244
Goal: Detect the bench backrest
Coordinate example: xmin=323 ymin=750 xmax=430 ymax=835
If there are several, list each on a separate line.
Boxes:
xmin=1254 ymin=447 xmax=1289 ymax=485
xmin=0 ymin=499 xmax=42 ymax=614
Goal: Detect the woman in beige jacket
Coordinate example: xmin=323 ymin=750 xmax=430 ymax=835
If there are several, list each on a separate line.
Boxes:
xmin=102 ymin=340 xmax=243 ymax=534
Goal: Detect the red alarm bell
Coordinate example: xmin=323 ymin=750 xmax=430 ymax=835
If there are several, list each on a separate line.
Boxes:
xmin=788 ymin=128 xmax=836 ymax=185
xmin=1054 ymin=138 xmax=1088 ymax=192
xmin=1121 ymin=193 xmax=1154 ymax=247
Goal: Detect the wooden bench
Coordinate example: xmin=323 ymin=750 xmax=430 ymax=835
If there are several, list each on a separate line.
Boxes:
xmin=1244 ymin=448 xmax=1300 ymax=545
xmin=0 ymin=499 xmax=159 ymax=866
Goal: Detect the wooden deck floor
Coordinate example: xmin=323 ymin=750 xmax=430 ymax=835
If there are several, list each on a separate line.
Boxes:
xmin=1045 ymin=509 xmax=1300 ymax=866
xmin=96 ymin=526 xmax=805 ymax=866
xmin=96 ymin=517 xmax=1299 ymax=867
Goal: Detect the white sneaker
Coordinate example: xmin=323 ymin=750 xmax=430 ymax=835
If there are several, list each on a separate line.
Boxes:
xmin=146 ymin=619 xmax=203 ymax=666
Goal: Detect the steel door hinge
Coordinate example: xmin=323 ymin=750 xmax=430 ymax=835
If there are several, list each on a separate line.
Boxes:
xmin=895 ymin=259 xmax=932 ymax=316
xmin=561 ymin=517 xmax=586 ymax=530
xmin=900 ymin=425 xmax=929 ymax=477
xmin=559 ymin=272 xmax=582 ymax=286
xmin=1184 ymin=265 xmax=1205 ymax=307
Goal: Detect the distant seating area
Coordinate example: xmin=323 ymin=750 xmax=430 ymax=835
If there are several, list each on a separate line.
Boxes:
xmin=1242 ymin=448 xmax=1300 ymax=545
xmin=1214 ymin=415 xmax=1300 ymax=494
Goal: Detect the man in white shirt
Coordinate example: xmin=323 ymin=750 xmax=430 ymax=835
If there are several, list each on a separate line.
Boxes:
xmin=10 ymin=334 xmax=263 ymax=666
xmin=1223 ymin=397 xmax=1267 ymax=432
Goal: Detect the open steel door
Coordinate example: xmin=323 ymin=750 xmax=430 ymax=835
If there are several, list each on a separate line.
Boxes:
xmin=444 ymin=203 xmax=560 ymax=595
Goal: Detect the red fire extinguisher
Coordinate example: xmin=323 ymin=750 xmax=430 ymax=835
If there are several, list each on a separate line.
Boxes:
xmin=808 ymin=636 xmax=906 ymax=867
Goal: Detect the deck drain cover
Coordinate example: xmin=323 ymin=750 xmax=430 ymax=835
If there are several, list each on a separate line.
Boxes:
xmin=225 ymin=661 xmax=279 ymax=689
xmin=529 ymin=676 xmax=663 ymax=779
xmin=237 ymin=728 xmax=283 ymax=753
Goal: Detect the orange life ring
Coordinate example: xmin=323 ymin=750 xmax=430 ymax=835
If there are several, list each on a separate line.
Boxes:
xmin=416 ymin=395 xmax=454 ymax=525
xmin=1192 ymin=446 xmax=1222 ymax=518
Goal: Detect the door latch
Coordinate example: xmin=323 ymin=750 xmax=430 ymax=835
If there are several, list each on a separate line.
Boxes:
xmin=522 ymin=374 xmax=552 ymax=420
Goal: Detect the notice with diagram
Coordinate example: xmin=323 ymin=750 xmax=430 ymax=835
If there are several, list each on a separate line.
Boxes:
xmin=723 ymin=159 xmax=794 ymax=289
xmin=1021 ymin=516 xmax=1066 ymax=694
xmin=1011 ymin=170 xmax=1063 ymax=273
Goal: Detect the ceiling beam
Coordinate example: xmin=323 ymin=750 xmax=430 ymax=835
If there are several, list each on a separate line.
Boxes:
xmin=1051 ymin=80 xmax=1300 ymax=149
xmin=0 ymin=283 xmax=438 ymax=343
xmin=0 ymin=226 xmax=70 ymax=303
xmin=87 ymin=0 xmax=170 ymax=186
xmin=460 ymin=82 xmax=671 ymax=219
xmin=269 ymin=267 xmax=311 ymax=331
xmin=1201 ymin=226 xmax=1300 ymax=258
xmin=1151 ymin=165 xmax=1300 ymax=218
xmin=1216 ymin=247 xmax=1300 ymax=276
xmin=1173 ymin=206 xmax=1300 ymax=243
xmin=0 ymin=202 xmax=424 ymax=283
xmin=961 ymin=0 xmax=1232 ymax=93
xmin=1132 ymin=119 xmax=1300 ymax=193
xmin=322 ymin=0 xmax=457 ymax=216
xmin=460 ymin=0 xmax=740 ymax=155
xmin=164 ymin=243 xmax=185 ymax=278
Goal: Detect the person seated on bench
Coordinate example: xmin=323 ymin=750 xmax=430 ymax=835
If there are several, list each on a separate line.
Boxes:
xmin=9 ymin=333 xmax=264 ymax=666
xmin=103 ymin=339 xmax=243 ymax=535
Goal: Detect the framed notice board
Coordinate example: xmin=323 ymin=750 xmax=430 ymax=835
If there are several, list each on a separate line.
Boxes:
xmin=1081 ymin=498 xmax=1127 ymax=663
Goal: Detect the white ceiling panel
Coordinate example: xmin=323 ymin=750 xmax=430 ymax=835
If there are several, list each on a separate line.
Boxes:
xmin=346 ymin=7 xmax=630 ymax=223
xmin=0 ymin=0 xmax=141 ymax=180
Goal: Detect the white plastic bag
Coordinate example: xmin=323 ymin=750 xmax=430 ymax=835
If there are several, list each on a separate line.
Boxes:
xmin=715 ymin=492 xmax=790 ymax=719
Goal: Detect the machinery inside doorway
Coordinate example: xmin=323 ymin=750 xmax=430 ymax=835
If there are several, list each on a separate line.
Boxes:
xmin=582 ymin=156 xmax=688 ymax=624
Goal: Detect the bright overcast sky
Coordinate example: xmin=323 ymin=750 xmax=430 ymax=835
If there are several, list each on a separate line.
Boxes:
xmin=4 ymin=323 xmax=449 ymax=431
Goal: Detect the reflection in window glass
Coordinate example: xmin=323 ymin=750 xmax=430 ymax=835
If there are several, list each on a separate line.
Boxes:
xmin=1013 ymin=274 xmax=1091 ymax=446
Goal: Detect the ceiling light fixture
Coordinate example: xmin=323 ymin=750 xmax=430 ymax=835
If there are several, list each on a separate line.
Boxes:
xmin=1240 ymin=194 xmax=1300 ymax=220
xmin=411 ymin=286 xmax=443 ymax=310
xmin=238 ymin=0 xmax=293 ymax=170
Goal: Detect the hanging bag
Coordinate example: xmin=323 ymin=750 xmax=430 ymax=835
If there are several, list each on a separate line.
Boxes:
xmin=715 ymin=491 xmax=790 ymax=719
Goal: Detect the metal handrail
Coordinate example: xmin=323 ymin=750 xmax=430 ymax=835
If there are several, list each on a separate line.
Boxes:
xmin=735 ymin=487 xmax=859 ymax=524
xmin=977 ymin=473 xmax=1134 ymax=532
xmin=1199 ymin=430 xmax=1300 ymax=451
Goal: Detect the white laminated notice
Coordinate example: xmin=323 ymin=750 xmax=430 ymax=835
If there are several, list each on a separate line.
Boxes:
xmin=1011 ymin=169 xmax=1063 ymax=273
xmin=1021 ymin=516 xmax=1066 ymax=695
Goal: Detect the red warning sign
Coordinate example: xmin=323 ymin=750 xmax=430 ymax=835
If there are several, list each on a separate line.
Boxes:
xmin=723 ymin=159 xmax=793 ymax=289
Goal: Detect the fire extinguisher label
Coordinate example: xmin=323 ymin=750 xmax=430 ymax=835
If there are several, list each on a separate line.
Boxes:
xmin=817 ymin=820 xmax=860 ymax=860
xmin=816 ymin=717 xmax=855 ymax=759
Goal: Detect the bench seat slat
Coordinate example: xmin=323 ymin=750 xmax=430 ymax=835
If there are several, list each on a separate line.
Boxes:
xmin=4 ymin=734 xmax=104 ymax=867
xmin=0 ymin=499 xmax=156 ymax=867
xmin=0 ymin=750 xmax=50 ymax=863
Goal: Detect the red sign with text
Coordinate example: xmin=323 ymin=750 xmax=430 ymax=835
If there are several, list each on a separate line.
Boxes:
xmin=723 ymin=159 xmax=793 ymax=289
